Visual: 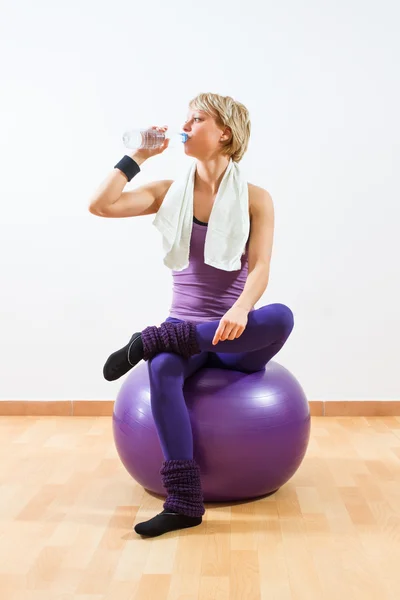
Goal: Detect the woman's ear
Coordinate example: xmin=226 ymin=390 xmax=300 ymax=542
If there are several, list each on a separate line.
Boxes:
xmin=221 ymin=127 xmax=232 ymax=142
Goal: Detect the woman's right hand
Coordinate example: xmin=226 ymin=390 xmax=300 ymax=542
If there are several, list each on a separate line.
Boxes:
xmin=130 ymin=125 xmax=170 ymax=161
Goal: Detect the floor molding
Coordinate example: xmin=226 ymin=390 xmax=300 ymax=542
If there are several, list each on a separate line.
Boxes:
xmin=0 ymin=401 xmax=399 ymax=417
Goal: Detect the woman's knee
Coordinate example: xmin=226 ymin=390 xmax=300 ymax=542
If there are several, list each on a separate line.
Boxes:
xmin=259 ymin=303 xmax=294 ymax=337
xmin=148 ymin=352 xmax=186 ymax=379
xmin=274 ymin=303 xmax=294 ymax=337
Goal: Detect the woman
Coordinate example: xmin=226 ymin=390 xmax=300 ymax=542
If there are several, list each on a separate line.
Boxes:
xmin=89 ymin=93 xmax=294 ymax=538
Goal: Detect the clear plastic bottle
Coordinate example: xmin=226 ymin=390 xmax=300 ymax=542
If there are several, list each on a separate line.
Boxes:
xmin=122 ymin=128 xmax=188 ymax=150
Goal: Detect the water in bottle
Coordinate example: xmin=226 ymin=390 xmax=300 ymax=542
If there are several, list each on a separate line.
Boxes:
xmin=123 ymin=128 xmax=188 ymax=150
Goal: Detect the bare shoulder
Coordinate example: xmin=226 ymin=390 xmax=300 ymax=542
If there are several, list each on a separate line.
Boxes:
xmin=247 ymin=183 xmax=273 ymax=219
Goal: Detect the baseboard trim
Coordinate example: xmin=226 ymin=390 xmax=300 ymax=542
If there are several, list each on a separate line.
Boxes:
xmin=0 ymin=401 xmax=400 ymax=417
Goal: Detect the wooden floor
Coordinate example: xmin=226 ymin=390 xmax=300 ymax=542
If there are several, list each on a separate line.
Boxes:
xmin=1 ymin=416 xmax=400 ymax=600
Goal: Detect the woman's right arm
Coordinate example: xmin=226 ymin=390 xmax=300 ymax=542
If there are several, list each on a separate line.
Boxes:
xmin=89 ymin=177 xmax=173 ymax=218
xmin=88 ymin=153 xmax=172 ymax=218
xmin=88 ymin=126 xmax=172 ymax=218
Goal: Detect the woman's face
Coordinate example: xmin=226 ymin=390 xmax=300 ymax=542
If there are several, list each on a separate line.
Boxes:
xmin=181 ymin=108 xmax=229 ymax=159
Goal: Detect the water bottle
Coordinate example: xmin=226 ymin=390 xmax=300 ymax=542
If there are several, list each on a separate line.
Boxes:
xmin=122 ymin=128 xmax=188 ymax=150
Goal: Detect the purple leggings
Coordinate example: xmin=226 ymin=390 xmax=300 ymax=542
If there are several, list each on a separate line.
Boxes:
xmin=147 ymin=303 xmax=294 ymax=461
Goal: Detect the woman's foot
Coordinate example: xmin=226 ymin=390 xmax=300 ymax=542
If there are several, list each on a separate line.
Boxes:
xmin=103 ymin=320 xmax=201 ymax=381
xmin=102 ymin=333 xmax=144 ymax=381
xmin=134 ymin=509 xmax=202 ymax=537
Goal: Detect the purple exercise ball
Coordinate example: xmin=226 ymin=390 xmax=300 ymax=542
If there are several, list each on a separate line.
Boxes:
xmin=113 ymin=360 xmax=310 ymax=502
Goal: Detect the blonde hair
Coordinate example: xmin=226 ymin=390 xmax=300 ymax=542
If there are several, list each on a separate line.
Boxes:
xmin=188 ymin=92 xmax=251 ymax=163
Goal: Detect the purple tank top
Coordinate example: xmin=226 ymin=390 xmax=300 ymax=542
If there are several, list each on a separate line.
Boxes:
xmin=168 ymin=216 xmax=254 ymax=323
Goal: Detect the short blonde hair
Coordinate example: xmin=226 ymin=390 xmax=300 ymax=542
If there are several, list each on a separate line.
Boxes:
xmin=188 ymin=92 xmax=251 ymax=163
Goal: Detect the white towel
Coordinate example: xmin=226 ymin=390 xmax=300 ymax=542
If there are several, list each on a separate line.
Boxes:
xmin=152 ymin=159 xmax=250 ymax=271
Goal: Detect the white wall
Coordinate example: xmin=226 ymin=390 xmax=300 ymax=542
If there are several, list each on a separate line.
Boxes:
xmin=0 ymin=0 xmax=399 ymax=402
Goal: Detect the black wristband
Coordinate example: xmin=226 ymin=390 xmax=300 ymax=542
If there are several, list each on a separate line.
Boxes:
xmin=114 ymin=155 xmax=141 ymax=182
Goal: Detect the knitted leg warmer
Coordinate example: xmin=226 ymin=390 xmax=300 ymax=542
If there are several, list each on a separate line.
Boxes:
xmin=160 ymin=459 xmax=205 ymax=518
xmin=141 ymin=321 xmax=201 ymax=361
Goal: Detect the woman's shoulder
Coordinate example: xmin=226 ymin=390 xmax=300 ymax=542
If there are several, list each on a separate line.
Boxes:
xmin=247 ymin=183 xmax=273 ymax=219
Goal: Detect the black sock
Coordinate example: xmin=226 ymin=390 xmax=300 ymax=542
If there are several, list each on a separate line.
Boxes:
xmin=134 ymin=509 xmax=203 ymax=538
xmin=102 ymin=333 xmax=144 ymax=381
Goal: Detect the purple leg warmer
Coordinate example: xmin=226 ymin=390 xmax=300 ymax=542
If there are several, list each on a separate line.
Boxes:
xmin=160 ymin=459 xmax=205 ymax=518
xmin=141 ymin=321 xmax=201 ymax=362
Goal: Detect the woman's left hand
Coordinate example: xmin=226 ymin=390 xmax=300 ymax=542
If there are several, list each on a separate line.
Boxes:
xmin=212 ymin=306 xmax=249 ymax=345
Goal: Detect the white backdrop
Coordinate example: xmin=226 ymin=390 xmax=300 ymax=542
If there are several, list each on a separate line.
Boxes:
xmin=0 ymin=0 xmax=399 ymax=401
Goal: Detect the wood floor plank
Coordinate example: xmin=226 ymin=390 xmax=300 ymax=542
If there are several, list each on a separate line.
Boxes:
xmin=1 ymin=415 xmax=400 ymax=599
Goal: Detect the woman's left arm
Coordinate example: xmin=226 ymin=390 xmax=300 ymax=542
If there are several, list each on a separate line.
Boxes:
xmin=232 ymin=188 xmax=275 ymax=312
xmin=212 ymin=189 xmax=274 ymax=344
